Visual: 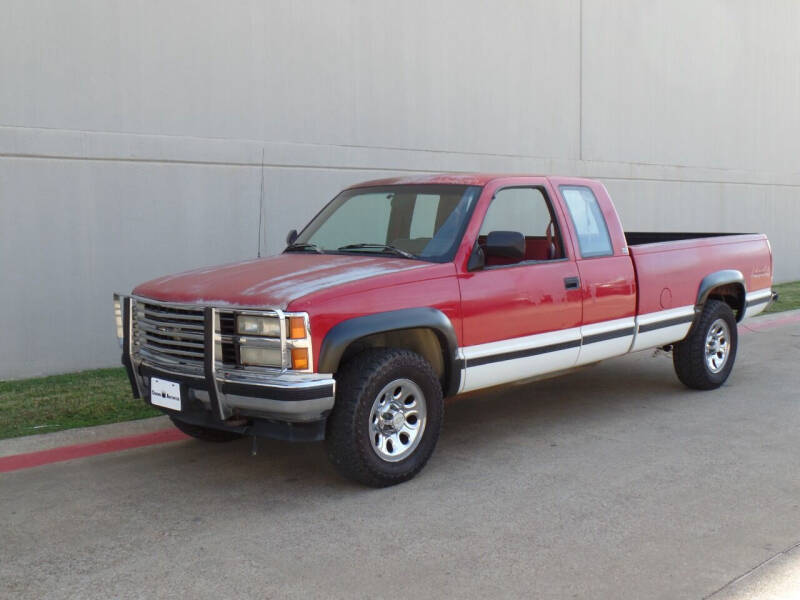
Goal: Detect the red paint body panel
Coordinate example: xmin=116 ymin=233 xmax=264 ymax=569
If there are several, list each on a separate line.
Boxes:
xmin=287 ymin=263 xmax=461 ymax=363
xmin=630 ymin=234 xmax=772 ymax=314
xmin=574 ymin=255 xmax=637 ymax=323
xmin=548 ymin=178 xmax=637 ymax=324
xmin=459 ymin=261 xmax=582 ymax=346
xmin=133 ymin=253 xmax=438 ymax=310
xmin=130 ymin=174 xmax=773 ymax=374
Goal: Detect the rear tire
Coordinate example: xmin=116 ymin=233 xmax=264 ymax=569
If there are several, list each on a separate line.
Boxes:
xmin=169 ymin=416 xmax=243 ymax=442
xmin=673 ymin=299 xmax=738 ymax=390
xmin=325 ymin=348 xmax=444 ymax=487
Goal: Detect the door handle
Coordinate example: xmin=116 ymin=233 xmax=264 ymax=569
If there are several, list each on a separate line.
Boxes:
xmin=564 ymin=276 xmax=580 ymax=290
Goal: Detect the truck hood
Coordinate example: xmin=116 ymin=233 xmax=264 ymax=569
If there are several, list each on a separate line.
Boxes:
xmin=132 ymin=253 xmax=436 ymax=309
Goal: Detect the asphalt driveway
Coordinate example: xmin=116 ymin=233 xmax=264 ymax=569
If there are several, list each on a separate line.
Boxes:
xmin=1 ymin=317 xmax=799 ymax=599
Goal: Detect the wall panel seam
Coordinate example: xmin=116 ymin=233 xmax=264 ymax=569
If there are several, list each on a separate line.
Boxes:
xmin=2 ymin=153 xmax=800 ymax=189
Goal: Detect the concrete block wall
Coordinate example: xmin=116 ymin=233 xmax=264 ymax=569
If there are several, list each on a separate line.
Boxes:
xmin=1 ymin=0 xmax=798 ymax=378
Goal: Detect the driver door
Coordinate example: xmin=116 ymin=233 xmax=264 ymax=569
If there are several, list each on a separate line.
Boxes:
xmin=457 ymin=182 xmax=582 ymax=393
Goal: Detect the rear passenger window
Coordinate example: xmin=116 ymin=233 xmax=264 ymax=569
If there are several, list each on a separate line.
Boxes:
xmin=560 ymin=186 xmax=613 ymax=258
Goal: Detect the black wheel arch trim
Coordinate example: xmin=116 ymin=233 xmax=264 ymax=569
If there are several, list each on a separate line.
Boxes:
xmin=318 ymin=307 xmax=461 ymax=397
xmin=696 ymin=270 xmax=746 ymax=322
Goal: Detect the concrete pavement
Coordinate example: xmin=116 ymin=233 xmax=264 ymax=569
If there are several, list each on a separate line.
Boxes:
xmin=1 ymin=318 xmax=799 ymax=599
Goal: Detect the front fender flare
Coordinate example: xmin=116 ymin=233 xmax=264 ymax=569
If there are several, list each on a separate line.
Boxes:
xmin=318 ymin=307 xmax=461 ymax=396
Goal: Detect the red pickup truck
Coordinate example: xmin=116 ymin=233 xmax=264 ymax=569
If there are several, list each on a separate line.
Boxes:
xmin=114 ymin=174 xmax=775 ymax=486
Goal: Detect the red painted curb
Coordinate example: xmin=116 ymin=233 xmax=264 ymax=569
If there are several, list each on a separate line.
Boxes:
xmin=741 ymin=313 xmax=800 ymax=333
xmin=0 ymin=428 xmax=188 ymax=474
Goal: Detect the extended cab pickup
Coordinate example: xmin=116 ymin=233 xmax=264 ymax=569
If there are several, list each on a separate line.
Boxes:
xmin=114 ymin=175 xmax=776 ymax=486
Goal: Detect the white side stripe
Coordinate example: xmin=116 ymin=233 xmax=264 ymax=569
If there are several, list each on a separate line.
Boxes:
xmin=577 ymin=317 xmax=635 ymax=366
xmin=457 ymin=290 xmax=774 ymax=394
xmin=746 ymin=288 xmax=772 ymax=302
xmin=460 ymin=326 xmax=582 ymax=361
xmin=635 ymin=305 xmax=695 ymax=329
xmin=744 ymin=288 xmax=773 ymax=319
xmin=581 ymin=316 xmax=635 ymax=336
xmin=631 ymin=305 xmax=695 ymax=352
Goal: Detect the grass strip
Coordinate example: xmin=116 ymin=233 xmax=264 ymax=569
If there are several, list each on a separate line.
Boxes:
xmin=0 ymin=368 xmax=158 ymax=440
xmin=764 ymin=280 xmax=800 ymax=314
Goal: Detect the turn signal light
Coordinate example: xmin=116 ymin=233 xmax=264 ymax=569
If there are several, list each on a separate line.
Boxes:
xmin=288 ymin=316 xmax=306 ymax=339
xmin=291 ymin=348 xmax=309 ymax=370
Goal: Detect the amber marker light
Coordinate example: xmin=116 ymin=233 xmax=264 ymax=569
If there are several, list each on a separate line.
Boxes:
xmin=288 ymin=316 xmax=306 ymax=339
xmin=291 ymin=347 xmax=309 ymax=370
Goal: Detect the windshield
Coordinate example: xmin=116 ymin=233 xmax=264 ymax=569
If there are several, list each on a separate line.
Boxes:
xmin=290 ymin=184 xmax=481 ymax=262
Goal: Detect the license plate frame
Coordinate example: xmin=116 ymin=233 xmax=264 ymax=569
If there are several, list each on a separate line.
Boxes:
xmin=150 ymin=377 xmax=182 ymax=411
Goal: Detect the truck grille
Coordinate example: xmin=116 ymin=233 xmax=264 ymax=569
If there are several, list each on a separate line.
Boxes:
xmin=133 ymin=301 xmax=206 ymax=371
xmin=126 ymin=297 xmax=309 ymax=376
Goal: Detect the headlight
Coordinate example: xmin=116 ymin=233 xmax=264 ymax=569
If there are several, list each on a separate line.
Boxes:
xmin=237 ymin=315 xmax=281 ymax=337
xmin=239 ymin=346 xmax=283 ymax=367
xmin=234 ymin=311 xmax=311 ymax=371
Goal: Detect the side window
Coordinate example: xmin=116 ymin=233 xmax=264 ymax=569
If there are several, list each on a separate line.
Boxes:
xmin=479 ymin=187 xmax=564 ymax=263
xmin=560 ymin=186 xmax=613 ymax=258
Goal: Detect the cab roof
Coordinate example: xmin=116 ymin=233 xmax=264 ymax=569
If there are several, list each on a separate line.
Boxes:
xmin=346 ymin=173 xmax=593 ymax=188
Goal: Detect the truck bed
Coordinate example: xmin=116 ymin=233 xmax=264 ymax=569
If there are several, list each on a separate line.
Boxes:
xmin=626 ymin=232 xmax=771 ymax=316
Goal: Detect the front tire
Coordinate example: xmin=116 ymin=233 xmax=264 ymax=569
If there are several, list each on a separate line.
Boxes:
xmin=325 ymin=349 xmax=444 ymax=487
xmin=673 ymin=299 xmax=738 ymax=390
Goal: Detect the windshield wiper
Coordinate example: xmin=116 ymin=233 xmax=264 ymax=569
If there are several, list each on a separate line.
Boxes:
xmin=337 ymin=243 xmax=417 ymax=259
xmin=285 ymin=242 xmax=324 ymax=254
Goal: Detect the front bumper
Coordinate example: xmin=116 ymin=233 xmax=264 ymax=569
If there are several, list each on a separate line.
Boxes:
xmin=135 ymin=363 xmax=336 ymax=422
xmin=118 ymin=296 xmax=335 ymax=437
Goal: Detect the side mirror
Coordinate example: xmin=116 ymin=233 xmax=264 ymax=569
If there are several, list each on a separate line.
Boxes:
xmin=286 ymin=229 xmax=298 ymax=246
xmin=485 ymin=230 xmax=525 ymax=261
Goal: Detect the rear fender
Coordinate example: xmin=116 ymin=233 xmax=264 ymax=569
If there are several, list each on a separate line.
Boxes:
xmin=696 ymin=270 xmax=746 ymax=322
